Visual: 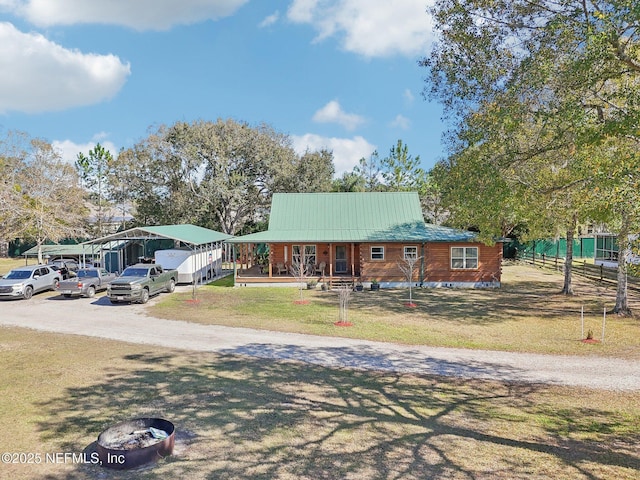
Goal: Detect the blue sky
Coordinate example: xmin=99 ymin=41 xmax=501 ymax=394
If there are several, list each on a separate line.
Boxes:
xmin=0 ymin=0 xmax=444 ymax=175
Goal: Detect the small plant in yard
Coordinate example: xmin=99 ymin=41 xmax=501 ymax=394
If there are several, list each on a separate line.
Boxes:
xmin=586 ymin=329 xmax=594 ymax=340
xmin=306 ymin=279 xmax=318 ymax=290
xmin=398 ymin=255 xmax=422 ymax=307
xmin=335 ymin=284 xmax=353 ymax=326
xmin=290 ymin=255 xmax=310 ymax=304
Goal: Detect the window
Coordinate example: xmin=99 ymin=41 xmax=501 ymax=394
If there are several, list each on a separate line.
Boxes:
xmin=451 ymin=247 xmax=478 ymax=269
xmin=292 ymin=245 xmax=316 ymax=273
xmin=292 ymin=245 xmax=302 ymax=266
xmin=596 ymin=236 xmax=618 ymax=261
xmin=371 ymin=246 xmax=385 ymax=260
xmin=404 ymin=246 xmax=418 ymax=259
xmin=304 ymin=245 xmax=316 ymax=268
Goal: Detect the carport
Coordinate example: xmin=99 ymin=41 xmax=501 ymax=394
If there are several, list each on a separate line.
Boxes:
xmin=22 ymin=244 xmax=100 ymax=266
xmin=83 ymin=225 xmax=232 ymax=285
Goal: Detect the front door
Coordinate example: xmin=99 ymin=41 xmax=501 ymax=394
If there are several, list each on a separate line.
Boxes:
xmin=335 ymin=246 xmax=347 ymax=273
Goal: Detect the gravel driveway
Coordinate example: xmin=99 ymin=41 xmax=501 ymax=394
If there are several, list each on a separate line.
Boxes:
xmin=1 ymin=290 xmax=639 ymax=391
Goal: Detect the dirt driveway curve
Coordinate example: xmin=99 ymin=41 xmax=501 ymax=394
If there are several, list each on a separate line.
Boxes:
xmin=1 ymin=291 xmax=639 ymax=391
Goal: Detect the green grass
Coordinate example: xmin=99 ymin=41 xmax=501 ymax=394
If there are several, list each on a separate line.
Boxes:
xmin=0 ymin=257 xmax=32 ymax=276
xmin=150 ymin=263 xmax=640 ymax=358
xmin=0 ymin=326 xmax=638 ymax=480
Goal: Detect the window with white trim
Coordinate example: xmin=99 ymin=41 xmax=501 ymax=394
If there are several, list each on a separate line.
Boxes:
xmin=292 ymin=245 xmax=316 ymax=273
xmin=451 ymin=247 xmax=478 ymax=269
xmin=371 ymin=246 xmax=385 ymax=260
xmin=404 ymin=246 xmax=418 ymax=259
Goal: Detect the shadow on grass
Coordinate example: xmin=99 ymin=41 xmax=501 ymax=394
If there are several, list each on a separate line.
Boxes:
xmin=309 ymin=274 xmax=620 ymax=325
xmin=36 ymin=351 xmax=639 ymax=480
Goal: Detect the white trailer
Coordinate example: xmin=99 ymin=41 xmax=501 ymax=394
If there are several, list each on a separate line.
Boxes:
xmin=154 ymin=247 xmax=220 ymax=284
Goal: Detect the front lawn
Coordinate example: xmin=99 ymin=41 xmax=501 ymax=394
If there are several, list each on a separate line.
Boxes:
xmin=0 ymin=327 xmax=638 ymax=480
xmin=150 ymin=263 xmax=640 ymax=358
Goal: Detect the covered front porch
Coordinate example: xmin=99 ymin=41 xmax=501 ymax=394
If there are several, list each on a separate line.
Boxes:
xmin=232 ymin=242 xmax=361 ymax=286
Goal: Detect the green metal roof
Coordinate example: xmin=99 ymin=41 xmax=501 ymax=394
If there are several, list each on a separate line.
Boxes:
xmin=84 ymin=224 xmax=232 ymax=247
xmin=22 ymin=244 xmax=93 ymax=257
xmin=230 ymin=192 xmax=477 ymax=243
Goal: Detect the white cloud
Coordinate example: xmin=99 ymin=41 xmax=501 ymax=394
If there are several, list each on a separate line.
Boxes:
xmin=390 ymin=114 xmax=411 ymax=130
xmin=403 ymin=88 xmax=415 ymax=104
xmin=287 ymin=0 xmax=318 ymax=23
xmin=287 ymin=0 xmax=434 ymax=58
xmin=312 ymin=100 xmax=365 ymax=131
xmin=6 ymin=0 xmax=248 ymax=30
xmin=259 ymin=10 xmax=280 ymax=28
xmin=52 ymin=137 xmax=118 ymax=165
xmin=291 ymin=133 xmax=375 ymax=175
xmin=0 ymin=23 xmax=130 ymax=114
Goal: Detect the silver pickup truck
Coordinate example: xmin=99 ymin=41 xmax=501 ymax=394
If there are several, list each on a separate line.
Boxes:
xmin=57 ymin=268 xmax=117 ymax=298
xmin=107 ymin=264 xmax=177 ymax=304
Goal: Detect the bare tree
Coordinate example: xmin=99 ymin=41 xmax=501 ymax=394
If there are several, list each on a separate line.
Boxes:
xmin=0 ymin=130 xmax=30 ymax=243
xmin=398 ymin=255 xmax=422 ymax=307
xmin=337 ymin=284 xmax=352 ymax=325
xmin=289 ymin=251 xmax=309 ymax=304
xmin=19 ymin=139 xmax=87 ymax=263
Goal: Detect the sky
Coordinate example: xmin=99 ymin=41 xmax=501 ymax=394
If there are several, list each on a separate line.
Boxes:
xmin=0 ymin=0 xmax=446 ymax=176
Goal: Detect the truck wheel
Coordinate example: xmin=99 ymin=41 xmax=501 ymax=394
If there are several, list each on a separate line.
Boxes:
xmin=52 ymin=278 xmax=60 ymax=290
xmin=86 ymin=286 xmax=96 ymax=298
xmin=23 ymin=286 xmax=33 ymax=300
xmin=140 ymin=288 xmax=150 ymax=304
xmin=166 ymin=279 xmax=176 ymax=293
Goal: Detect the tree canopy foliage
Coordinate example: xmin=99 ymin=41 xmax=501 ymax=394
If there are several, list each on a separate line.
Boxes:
xmin=116 ymin=119 xmax=336 ymax=235
xmin=422 ymin=0 xmax=640 ymax=310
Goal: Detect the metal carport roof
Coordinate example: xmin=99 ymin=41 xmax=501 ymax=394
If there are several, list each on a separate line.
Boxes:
xmin=83 ymin=224 xmax=232 ymax=247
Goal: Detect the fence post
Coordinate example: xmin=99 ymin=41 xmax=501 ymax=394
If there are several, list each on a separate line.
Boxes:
xmin=600 ymin=264 xmax=603 ymax=282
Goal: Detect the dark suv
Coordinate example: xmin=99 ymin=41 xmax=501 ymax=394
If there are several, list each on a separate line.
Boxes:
xmin=48 ymin=259 xmax=79 ymax=280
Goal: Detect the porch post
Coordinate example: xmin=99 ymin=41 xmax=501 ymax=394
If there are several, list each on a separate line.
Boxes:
xmin=233 ymin=244 xmax=237 ymax=281
xmin=351 ymin=243 xmax=355 ymax=276
xmin=420 ymin=242 xmax=425 ymax=285
xmin=329 ymin=243 xmax=333 ymax=277
xmin=268 ymin=243 xmax=273 ymax=278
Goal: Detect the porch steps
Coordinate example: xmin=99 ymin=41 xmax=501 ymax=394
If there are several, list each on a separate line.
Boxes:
xmin=328 ymin=278 xmax=356 ymax=289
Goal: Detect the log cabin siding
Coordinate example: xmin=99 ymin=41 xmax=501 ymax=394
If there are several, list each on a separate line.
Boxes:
xmin=425 ymin=242 xmax=502 ymax=283
xmin=359 ymin=242 xmax=502 ymax=283
xmin=360 ymin=243 xmax=421 ymax=282
xmin=239 ymin=240 xmax=501 ymax=286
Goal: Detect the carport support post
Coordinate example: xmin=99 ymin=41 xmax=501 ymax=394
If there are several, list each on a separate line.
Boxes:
xmin=191 ymin=244 xmax=197 ymax=300
xmin=233 ymin=245 xmax=237 ymax=284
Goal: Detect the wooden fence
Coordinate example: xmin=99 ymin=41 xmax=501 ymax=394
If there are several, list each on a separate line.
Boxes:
xmin=517 ymin=251 xmax=640 ymax=292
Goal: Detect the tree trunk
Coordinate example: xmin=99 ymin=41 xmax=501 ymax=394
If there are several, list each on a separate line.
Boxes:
xmin=561 ymin=216 xmax=576 ymax=295
xmin=613 ymin=229 xmax=632 ymax=316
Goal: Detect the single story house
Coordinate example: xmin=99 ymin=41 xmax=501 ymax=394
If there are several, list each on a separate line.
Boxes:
xmin=228 ymin=192 xmax=502 ymax=288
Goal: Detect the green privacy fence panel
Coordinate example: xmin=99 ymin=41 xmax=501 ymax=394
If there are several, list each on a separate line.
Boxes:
xmin=521 ymin=237 xmax=594 ymax=259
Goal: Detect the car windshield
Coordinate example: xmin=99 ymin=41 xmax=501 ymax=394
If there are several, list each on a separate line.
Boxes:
xmin=120 ymin=268 xmax=148 ymax=277
xmin=5 ymin=270 xmax=31 ymax=280
xmin=77 ymin=270 xmax=98 ymax=278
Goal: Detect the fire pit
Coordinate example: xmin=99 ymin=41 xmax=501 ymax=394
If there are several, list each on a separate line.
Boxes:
xmin=96 ymin=417 xmax=175 ymax=469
